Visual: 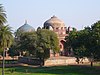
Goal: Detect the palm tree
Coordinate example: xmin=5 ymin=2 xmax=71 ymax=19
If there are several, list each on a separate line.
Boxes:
xmin=0 ymin=25 xmax=13 ymax=75
xmin=0 ymin=4 xmax=7 ymax=27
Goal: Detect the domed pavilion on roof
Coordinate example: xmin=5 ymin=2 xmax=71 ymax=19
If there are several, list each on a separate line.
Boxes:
xmin=17 ymin=20 xmax=35 ymax=32
xmin=43 ymin=16 xmax=68 ymax=56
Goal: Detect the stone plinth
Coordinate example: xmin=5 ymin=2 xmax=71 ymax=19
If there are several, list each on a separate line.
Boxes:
xmin=45 ymin=57 xmax=89 ymax=66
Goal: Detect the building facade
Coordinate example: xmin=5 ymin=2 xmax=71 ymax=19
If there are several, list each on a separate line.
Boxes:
xmin=43 ymin=16 xmax=68 ymax=55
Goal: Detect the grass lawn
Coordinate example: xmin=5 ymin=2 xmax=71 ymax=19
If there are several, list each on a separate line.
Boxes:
xmin=0 ymin=65 xmax=100 ymax=75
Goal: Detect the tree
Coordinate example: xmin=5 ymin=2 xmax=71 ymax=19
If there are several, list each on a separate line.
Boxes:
xmin=87 ymin=21 xmax=100 ymax=66
xmin=18 ymin=32 xmax=37 ymax=56
xmin=0 ymin=4 xmax=7 ymax=27
xmin=0 ymin=25 xmax=13 ymax=51
xmin=65 ymin=21 xmax=100 ymax=66
xmin=65 ymin=28 xmax=78 ymax=55
xmin=12 ymin=29 xmax=60 ymax=60
xmin=36 ymin=29 xmax=60 ymax=59
xmin=78 ymin=22 xmax=100 ymax=66
xmin=91 ymin=21 xmax=100 ymax=59
xmin=65 ymin=27 xmax=90 ymax=64
xmin=11 ymin=29 xmax=60 ymax=66
xmin=10 ymin=31 xmax=38 ymax=57
xmin=0 ymin=25 xmax=13 ymax=75
xmin=8 ymin=40 xmax=20 ymax=56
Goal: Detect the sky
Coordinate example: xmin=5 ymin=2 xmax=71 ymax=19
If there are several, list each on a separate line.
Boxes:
xmin=1 ymin=0 xmax=100 ymax=31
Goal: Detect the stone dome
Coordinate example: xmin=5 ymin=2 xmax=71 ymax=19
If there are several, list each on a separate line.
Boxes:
xmin=44 ymin=16 xmax=65 ymax=28
xmin=17 ymin=21 xmax=35 ymax=32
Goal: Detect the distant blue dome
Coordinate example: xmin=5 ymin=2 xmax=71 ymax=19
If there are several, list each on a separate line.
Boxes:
xmin=17 ymin=21 xmax=35 ymax=32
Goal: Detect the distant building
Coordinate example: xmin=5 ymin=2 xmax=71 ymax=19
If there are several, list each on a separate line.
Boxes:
xmin=17 ymin=20 xmax=35 ymax=32
xmin=43 ymin=16 xmax=68 ymax=55
xmin=17 ymin=16 xmax=70 ymax=56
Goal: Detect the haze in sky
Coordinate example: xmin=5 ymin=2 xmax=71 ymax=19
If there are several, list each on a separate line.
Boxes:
xmin=1 ymin=0 xmax=100 ymax=31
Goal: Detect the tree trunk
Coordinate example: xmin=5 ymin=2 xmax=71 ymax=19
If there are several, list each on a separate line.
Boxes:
xmin=2 ymin=49 xmax=5 ymax=75
xmin=90 ymin=61 xmax=93 ymax=67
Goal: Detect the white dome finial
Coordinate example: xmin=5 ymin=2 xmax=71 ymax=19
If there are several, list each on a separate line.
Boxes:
xmin=25 ymin=20 xmax=27 ymax=24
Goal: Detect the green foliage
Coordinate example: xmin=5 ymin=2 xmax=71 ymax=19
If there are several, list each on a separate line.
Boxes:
xmin=0 ymin=25 xmax=14 ymax=53
xmin=65 ymin=21 xmax=100 ymax=61
xmin=0 ymin=4 xmax=13 ymax=54
xmin=11 ymin=29 xmax=60 ymax=59
xmin=0 ymin=4 xmax=7 ymax=26
xmin=36 ymin=29 xmax=60 ymax=59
